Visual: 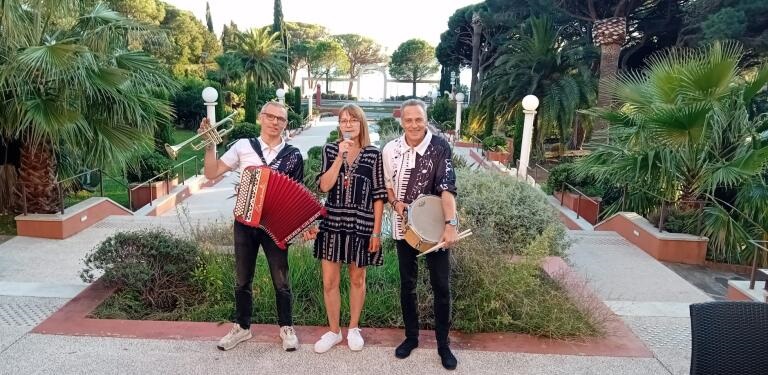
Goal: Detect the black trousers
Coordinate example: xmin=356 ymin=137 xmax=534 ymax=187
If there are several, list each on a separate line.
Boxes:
xmin=396 ymin=240 xmax=452 ymax=348
xmin=233 ymin=221 xmax=292 ymax=329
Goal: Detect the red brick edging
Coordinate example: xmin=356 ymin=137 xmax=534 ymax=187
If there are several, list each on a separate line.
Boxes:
xmin=32 ymin=257 xmax=651 ymax=357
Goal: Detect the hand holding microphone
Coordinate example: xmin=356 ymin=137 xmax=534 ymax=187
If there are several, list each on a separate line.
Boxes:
xmin=341 ymin=131 xmax=352 ymax=161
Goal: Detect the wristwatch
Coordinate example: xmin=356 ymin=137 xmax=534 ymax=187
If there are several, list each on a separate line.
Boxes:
xmin=444 ymin=218 xmax=458 ymax=226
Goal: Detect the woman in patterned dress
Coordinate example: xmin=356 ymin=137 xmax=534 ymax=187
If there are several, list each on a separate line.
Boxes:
xmin=306 ymin=104 xmax=387 ymax=353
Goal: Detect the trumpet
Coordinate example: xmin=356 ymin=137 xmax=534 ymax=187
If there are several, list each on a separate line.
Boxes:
xmin=165 ymin=112 xmax=237 ymax=159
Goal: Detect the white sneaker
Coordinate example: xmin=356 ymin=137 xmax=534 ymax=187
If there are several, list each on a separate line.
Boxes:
xmin=313 ymin=330 xmax=342 ymax=353
xmin=217 ymin=323 xmax=252 ymax=351
xmin=347 ymin=327 xmax=364 ymax=351
xmin=280 ymin=326 xmax=299 ymax=352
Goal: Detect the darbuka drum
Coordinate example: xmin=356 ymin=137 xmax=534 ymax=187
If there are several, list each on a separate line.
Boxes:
xmin=404 ymin=195 xmax=452 ymax=252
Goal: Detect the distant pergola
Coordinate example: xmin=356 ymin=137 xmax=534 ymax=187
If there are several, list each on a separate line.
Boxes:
xmin=302 ymin=64 xmax=440 ymax=100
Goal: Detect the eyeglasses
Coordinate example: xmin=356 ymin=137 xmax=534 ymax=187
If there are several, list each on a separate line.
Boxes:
xmin=403 ymin=117 xmax=425 ymax=126
xmin=260 ymin=112 xmax=287 ymax=124
xmin=339 ymin=118 xmax=361 ymax=126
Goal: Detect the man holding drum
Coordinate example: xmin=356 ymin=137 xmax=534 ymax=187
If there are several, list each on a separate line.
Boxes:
xmin=382 ymin=99 xmax=459 ymax=370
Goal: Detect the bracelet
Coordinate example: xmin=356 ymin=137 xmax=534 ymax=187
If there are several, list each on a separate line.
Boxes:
xmin=371 ymin=233 xmax=381 ymax=238
xmin=390 ymin=199 xmax=400 ymax=208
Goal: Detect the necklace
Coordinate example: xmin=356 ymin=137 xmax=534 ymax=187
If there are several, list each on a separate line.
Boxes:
xmin=343 ymin=148 xmax=361 ymax=189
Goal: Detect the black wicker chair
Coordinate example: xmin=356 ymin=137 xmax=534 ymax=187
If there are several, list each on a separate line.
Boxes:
xmin=689 ymin=301 xmax=768 ymax=375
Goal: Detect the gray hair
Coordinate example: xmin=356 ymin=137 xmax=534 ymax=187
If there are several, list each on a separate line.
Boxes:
xmin=260 ymin=101 xmax=287 ymax=114
xmin=400 ymin=99 xmax=427 ymax=118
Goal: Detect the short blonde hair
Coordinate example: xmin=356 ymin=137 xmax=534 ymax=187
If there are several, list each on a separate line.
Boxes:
xmin=338 ymin=104 xmax=371 ymax=148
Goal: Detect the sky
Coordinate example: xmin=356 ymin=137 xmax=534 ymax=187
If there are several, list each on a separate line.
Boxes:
xmin=164 ymin=0 xmax=478 ymax=99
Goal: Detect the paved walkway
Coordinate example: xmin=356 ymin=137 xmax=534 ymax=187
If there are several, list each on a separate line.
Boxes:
xmin=0 ymin=123 xmax=710 ymax=374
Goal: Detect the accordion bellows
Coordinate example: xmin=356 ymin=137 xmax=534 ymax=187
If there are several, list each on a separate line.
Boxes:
xmin=234 ymin=166 xmax=325 ymax=249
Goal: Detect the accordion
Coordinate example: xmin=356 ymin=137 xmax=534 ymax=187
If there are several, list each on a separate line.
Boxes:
xmin=233 ymin=166 xmax=325 ymax=249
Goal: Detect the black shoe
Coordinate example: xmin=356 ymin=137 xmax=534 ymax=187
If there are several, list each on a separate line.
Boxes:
xmin=438 ymin=347 xmax=457 ymax=370
xmin=395 ymin=338 xmax=419 ymax=359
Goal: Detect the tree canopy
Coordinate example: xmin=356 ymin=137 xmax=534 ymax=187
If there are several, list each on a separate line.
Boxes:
xmin=389 ymin=39 xmax=440 ymax=97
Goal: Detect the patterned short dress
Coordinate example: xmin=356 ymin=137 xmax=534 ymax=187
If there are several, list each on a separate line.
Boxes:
xmin=313 ymin=143 xmax=388 ymax=267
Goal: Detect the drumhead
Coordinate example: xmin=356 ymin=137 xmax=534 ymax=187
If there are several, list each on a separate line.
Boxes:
xmin=407 ymin=195 xmax=445 ymax=243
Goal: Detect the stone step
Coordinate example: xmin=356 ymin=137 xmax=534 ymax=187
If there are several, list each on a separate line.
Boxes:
xmin=757 ymin=269 xmax=768 ymax=280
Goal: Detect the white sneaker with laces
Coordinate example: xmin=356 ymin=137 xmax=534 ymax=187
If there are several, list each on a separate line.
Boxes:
xmin=217 ymin=323 xmax=252 ymax=351
xmin=313 ymin=330 xmax=343 ymax=353
xmin=280 ymin=326 xmax=299 ymax=351
xmin=347 ymin=327 xmax=364 ymax=351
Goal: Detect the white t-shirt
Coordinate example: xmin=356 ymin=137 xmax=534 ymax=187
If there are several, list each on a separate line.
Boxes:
xmin=220 ymin=137 xmax=286 ymax=170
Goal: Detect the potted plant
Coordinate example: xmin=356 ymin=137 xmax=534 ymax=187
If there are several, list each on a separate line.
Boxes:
xmin=127 ymin=152 xmax=178 ymax=210
xmin=482 ymin=135 xmax=510 ymax=163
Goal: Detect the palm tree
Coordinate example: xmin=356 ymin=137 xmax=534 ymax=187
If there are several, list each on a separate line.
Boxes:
xmin=208 ymin=52 xmax=246 ymax=88
xmin=579 ymin=42 xmax=768 ymax=264
xmin=0 ymin=1 xmax=178 ymax=214
xmin=481 ymin=16 xmax=597 ymax=153
xmin=556 ymin=0 xmax=661 ymax=141
xmin=236 ymin=28 xmax=289 ymax=88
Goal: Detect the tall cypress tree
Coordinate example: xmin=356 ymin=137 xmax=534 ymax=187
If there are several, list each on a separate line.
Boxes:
xmin=205 ymin=2 xmax=214 ymax=33
xmin=272 ymin=0 xmax=287 ymax=49
xmin=245 ymin=82 xmax=258 ymax=124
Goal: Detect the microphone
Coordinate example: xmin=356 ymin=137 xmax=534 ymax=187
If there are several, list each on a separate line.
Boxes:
xmin=342 ymin=131 xmax=352 ymax=160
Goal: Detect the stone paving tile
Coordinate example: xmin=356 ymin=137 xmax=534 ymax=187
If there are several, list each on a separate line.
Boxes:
xmin=0 ymin=326 xmax=27 ymax=353
xmin=0 ymin=334 xmax=671 ymax=375
xmin=566 ymin=232 xmax=712 ymax=303
xmin=622 ymin=316 xmax=692 ymax=375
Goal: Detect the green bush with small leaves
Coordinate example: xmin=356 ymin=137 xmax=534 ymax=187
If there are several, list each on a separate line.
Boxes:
xmin=287 ymin=111 xmax=303 ymax=130
xmin=481 ymin=135 xmax=507 ymax=152
xmin=427 ymin=97 xmax=454 ymax=124
xmin=227 ymin=122 xmax=261 ymax=141
xmin=81 ymin=230 xmax=202 ymax=312
xmin=326 ymin=129 xmax=339 ymax=143
xmin=377 ymin=117 xmax=401 ymax=134
xmin=126 ymin=152 xmax=178 ymax=184
xmin=307 ymin=146 xmax=323 ymax=161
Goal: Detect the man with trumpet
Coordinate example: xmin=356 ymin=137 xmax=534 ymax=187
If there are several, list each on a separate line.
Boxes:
xmin=382 ymin=99 xmax=459 ymax=370
xmin=199 ymin=101 xmax=304 ymax=352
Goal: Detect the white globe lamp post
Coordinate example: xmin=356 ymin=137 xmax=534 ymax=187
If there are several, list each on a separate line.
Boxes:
xmin=518 ymin=94 xmax=540 ymax=180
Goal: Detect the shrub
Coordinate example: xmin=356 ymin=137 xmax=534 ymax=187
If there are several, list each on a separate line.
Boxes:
xmin=481 ymin=135 xmax=507 ymax=152
xmin=456 ymin=169 xmax=568 ymax=255
xmin=377 ymin=117 xmax=401 ymax=134
xmin=126 ymin=152 xmax=178 ymax=184
xmin=171 ymin=78 xmax=207 ymax=130
xmin=80 ymin=230 xmax=203 ymax=311
xmin=647 ymin=205 xmax=699 ymax=234
xmin=451 ymin=225 xmax=600 ymax=337
xmin=545 ymin=163 xmax=574 ymax=194
xmin=452 ymin=153 xmax=468 ymax=169
xmin=427 ymin=97 xmax=454 ymax=124
xmin=326 ymin=129 xmax=339 ymax=143
xmin=307 ymin=146 xmax=323 ymax=161
xmin=320 ymin=93 xmax=356 ymax=100
xmin=544 ymin=163 xmax=608 ymax=198
xmin=303 ymin=158 xmax=323 ymax=196
xmin=91 ymin=169 xmax=605 ymax=338
xmin=440 ymin=120 xmax=455 ymax=132
xmin=227 ymin=122 xmax=261 ymax=141
xmin=377 ymin=130 xmax=401 ymax=150
xmin=287 ymin=111 xmax=303 ymax=130
xmin=153 ymin=121 xmax=174 ymax=155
